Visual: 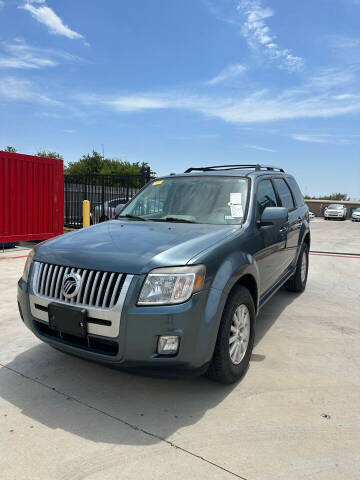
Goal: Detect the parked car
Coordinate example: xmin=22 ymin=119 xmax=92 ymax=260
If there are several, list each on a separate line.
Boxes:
xmin=309 ymin=212 xmax=315 ymax=220
xmin=352 ymin=208 xmax=360 ymax=222
xmin=1 ymin=242 xmax=18 ymax=249
xmin=18 ymin=164 xmax=310 ymax=384
xmin=324 ymin=204 xmax=347 ymax=220
xmin=91 ymin=198 xmax=128 ymax=224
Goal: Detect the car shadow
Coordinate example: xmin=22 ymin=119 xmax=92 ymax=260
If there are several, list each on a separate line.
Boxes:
xmin=1 ymin=288 xmax=298 ymax=446
xmin=1 ymin=342 xmax=237 ymax=446
xmin=254 ymin=286 xmax=299 ymax=348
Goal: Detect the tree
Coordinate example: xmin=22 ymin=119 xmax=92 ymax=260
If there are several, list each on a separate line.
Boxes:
xmin=4 ymin=146 xmax=17 ymax=153
xmin=64 ymin=150 xmax=151 ymax=176
xmin=36 ymin=150 xmax=63 ymax=159
xmin=305 ymin=193 xmax=349 ymax=201
xmin=65 ymin=150 xmax=103 ymax=175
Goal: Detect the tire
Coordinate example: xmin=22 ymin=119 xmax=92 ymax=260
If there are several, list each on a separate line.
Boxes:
xmin=285 ymin=243 xmax=309 ymax=293
xmin=206 ymin=286 xmax=255 ymax=384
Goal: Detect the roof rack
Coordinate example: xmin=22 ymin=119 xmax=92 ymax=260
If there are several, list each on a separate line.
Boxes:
xmin=184 ymin=164 xmax=285 ymax=174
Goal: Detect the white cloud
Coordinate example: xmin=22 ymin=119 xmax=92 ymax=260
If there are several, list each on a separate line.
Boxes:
xmin=246 ymin=144 xmax=276 ymax=152
xmin=103 ymin=96 xmax=168 ymax=112
xmin=291 ymin=134 xmax=350 ymax=145
xmin=308 ymin=67 xmax=356 ymax=89
xmin=330 ymin=35 xmax=360 ymax=49
xmin=205 ymin=64 xmax=247 ymax=85
xmin=20 ymin=1 xmax=83 ymax=39
xmin=0 ymin=38 xmax=81 ymax=69
xmin=39 ymin=112 xmax=61 ymax=118
xmin=333 ymin=94 xmax=354 ymax=100
xmin=78 ymin=86 xmax=360 ymax=124
xmin=237 ymin=0 xmax=304 ymax=71
xmin=0 ymin=76 xmax=57 ymax=103
xmin=0 ymin=1 xmax=5 ymax=10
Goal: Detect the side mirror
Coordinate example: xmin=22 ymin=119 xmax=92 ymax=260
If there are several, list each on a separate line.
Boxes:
xmin=257 ymin=207 xmax=288 ymax=227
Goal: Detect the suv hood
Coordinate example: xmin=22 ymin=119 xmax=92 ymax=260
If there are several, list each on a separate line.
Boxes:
xmin=34 ymin=220 xmax=239 ymax=274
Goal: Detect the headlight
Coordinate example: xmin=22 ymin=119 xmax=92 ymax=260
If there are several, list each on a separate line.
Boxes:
xmin=22 ymin=248 xmax=35 ymax=283
xmin=138 ymin=265 xmax=206 ymax=305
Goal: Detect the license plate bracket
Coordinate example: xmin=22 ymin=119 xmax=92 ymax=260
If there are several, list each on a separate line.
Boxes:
xmin=48 ymin=303 xmax=88 ymax=338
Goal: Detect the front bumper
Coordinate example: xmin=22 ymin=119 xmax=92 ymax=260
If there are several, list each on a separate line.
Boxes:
xmin=18 ymin=276 xmax=224 ymax=374
xmin=325 ymin=212 xmax=345 ymax=218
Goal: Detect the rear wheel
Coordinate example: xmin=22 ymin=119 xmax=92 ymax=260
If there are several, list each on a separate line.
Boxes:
xmin=206 ymin=286 xmax=255 ymax=384
xmin=285 ymin=243 xmax=309 ymax=293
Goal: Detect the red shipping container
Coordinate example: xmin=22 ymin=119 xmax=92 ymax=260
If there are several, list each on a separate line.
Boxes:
xmin=0 ymin=151 xmax=64 ymax=243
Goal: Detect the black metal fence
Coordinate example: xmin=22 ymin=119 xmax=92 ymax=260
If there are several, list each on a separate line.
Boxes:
xmin=64 ymin=167 xmax=151 ymax=228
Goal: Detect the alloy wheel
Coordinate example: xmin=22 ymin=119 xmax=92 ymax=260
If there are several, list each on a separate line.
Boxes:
xmin=229 ymin=304 xmax=250 ymax=365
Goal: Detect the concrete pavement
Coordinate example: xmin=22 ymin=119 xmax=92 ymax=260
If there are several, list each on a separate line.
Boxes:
xmin=1 ymin=220 xmax=359 ymax=479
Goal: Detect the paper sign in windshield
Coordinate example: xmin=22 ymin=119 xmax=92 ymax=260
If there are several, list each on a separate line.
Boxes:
xmin=230 ymin=193 xmax=242 ymax=205
xmin=230 ymin=204 xmax=243 ymax=217
xmin=228 ymin=193 xmax=243 ymax=218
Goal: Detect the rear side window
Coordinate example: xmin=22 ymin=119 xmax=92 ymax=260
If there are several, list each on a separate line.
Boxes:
xmin=274 ymin=178 xmax=295 ymax=210
xmin=256 ymin=179 xmax=279 ymax=216
xmin=286 ymin=177 xmax=305 ymax=207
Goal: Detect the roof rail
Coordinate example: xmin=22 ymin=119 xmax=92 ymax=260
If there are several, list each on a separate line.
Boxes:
xmin=184 ymin=164 xmax=285 ymax=173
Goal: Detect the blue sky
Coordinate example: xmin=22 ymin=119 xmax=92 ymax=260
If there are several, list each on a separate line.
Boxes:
xmin=1 ymin=0 xmax=360 ymax=198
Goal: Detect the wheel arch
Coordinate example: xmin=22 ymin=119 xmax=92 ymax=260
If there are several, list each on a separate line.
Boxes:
xmin=227 ymin=273 xmax=259 ymax=314
xmin=303 ymin=231 xmax=311 ymax=250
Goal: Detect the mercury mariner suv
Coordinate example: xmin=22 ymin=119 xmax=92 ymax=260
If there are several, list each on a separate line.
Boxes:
xmin=18 ymin=164 xmax=310 ymax=384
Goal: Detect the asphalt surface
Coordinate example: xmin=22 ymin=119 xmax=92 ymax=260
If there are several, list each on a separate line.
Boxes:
xmin=1 ymin=218 xmax=359 ymax=480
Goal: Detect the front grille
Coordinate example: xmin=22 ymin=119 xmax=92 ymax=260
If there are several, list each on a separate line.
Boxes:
xmin=34 ymin=321 xmax=119 ymax=356
xmin=34 ymin=262 xmax=126 ymax=309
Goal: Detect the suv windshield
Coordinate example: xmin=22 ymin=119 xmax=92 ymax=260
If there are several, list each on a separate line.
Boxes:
xmin=118 ymin=176 xmax=249 ymax=225
xmin=328 ymin=204 xmax=343 ymax=209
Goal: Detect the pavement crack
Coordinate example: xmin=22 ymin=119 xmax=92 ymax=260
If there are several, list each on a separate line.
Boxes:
xmin=1 ymin=362 xmax=249 ymax=480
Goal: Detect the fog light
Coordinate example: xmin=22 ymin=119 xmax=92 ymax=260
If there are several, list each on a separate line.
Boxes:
xmin=158 ymin=336 xmax=179 ymax=355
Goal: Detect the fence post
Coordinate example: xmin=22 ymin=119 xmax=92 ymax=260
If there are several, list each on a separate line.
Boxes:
xmin=101 ymin=175 xmax=105 ymax=218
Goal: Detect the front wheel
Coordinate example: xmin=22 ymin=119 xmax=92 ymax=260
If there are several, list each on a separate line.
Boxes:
xmin=206 ymin=286 xmax=255 ymax=384
xmin=285 ymin=243 xmax=309 ymax=293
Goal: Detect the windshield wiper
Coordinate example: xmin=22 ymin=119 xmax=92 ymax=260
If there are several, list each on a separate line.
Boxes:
xmin=118 ymin=214 xmax=147 ymax=221
xmin=150 ymin=216 xmax=196 ymax=223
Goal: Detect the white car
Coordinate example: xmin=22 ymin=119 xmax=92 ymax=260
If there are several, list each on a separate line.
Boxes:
xmin=309 ymin=212 xmax=315 ymax=220
xmin=91 ymin=198 xmax=128 ymax=224
xmin=352 ymin=208 xmax=360 ymax=222
xmin=324 ymin=204 xmax=347 ymax=221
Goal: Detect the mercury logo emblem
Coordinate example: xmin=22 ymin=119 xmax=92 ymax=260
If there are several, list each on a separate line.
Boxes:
xmin=62 ymin=272 xmax=82 ymax=299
